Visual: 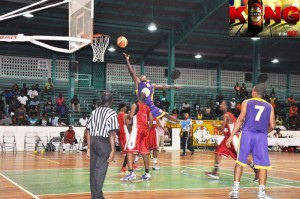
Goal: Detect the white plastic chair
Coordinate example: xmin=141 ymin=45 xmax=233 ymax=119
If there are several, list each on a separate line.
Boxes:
xmin=35 ymin=132 xmax=49 ymax=152
xmin=24 ymin=131 xmax=38 ymax=152
xmin=49 ymin=132 xmax=63 ymax=152
xmin=2 ymin=131 xmax=17 ymax=152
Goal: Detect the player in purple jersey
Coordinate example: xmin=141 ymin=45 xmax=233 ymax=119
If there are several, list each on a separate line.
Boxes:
xmin=226 ymin=84 xmax=275 ymax=199
xmin=124 ymin=53 xmax=181 ymax=123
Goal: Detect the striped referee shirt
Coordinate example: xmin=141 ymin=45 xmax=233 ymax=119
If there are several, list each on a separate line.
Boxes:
xmin=86 ymin=106 xmax=119 ymax=138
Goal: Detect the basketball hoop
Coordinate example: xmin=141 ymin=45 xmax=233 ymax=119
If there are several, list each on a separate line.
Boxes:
xmin=91 ymin=34 xmax=109 ymax=62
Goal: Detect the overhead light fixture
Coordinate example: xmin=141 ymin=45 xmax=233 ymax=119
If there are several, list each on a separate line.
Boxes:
xmin=148 ymin=23 xmax=157 ymax=31
xmin=251 ymin=37 xmax=260 ymax=41
xmin=23 ymin=12 xmax=34 ymax=18
xmin=195 ymin=54 xmax=202 ymax=59
xmin=108 ymin=46 xmax=116 ymax=52
xmin=271 ymin=58 xmax=279 ymax=63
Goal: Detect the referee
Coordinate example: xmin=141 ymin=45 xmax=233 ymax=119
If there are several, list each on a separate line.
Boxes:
xmin=86 ymin=91 xmax=119 ymax=199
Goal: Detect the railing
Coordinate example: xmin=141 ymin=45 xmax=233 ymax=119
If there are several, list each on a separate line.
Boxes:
xmin=74 ymin=73 xmax=92 ymax=88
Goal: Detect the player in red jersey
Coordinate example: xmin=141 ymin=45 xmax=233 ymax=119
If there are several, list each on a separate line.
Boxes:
xmin=205 ymin=100 xmax=258 ymax=181
xmin=117 ymin=103 xmax=130 ymax=173
xmin=121 ymin=92 xmax=153 ymax=181
xmin=148 ymin=118 xmax=160 ymax=170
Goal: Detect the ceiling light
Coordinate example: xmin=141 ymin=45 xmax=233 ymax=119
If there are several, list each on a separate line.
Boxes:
xmin=195 ymin=54 xmax=202 ymax=59
xmin=108 ymin=46 xmax=116 ymax=52
xmin=251 ymin=37 xmax=260 ymax=41
xmin=148 ymin=23 xmax=157 ymax=31
xmin=23 ymin=13 xmax=34 ymax=18
xmin=271 ymin=58 xmax=279 ymax=63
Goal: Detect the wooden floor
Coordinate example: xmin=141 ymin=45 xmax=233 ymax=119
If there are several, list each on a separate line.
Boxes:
xmin=0 ymin=150 xmax=300 ymax=199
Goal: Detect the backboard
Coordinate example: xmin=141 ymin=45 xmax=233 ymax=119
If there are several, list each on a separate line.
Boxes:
xmin=69 ymin=0 xmax=94 ymax=52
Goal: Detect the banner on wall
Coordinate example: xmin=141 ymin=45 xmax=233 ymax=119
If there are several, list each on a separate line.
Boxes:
xmin=192 ymin=120 xmax=222 ymax=147
xmin=164 ymin=128 xmax=173 ymax=147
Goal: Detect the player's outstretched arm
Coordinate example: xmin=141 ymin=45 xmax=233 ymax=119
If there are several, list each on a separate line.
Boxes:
xmin=153 ymin=84 xmax=182 ymax=90
xmin=123 ymin=53 xmax=140 ymax=87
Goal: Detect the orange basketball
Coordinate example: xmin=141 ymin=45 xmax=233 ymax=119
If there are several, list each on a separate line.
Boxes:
xmin=117 ymin=36 xmax=128 ymax=48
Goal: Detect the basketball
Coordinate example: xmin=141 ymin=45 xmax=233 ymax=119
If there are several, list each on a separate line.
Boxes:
xmin=117 ymin=36 xmax=128 ymax=48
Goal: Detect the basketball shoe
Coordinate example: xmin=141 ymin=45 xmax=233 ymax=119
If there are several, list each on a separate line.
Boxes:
xmin=258 ymin=187 xmax=272 ymax=199
xmin=228 ymin=188 xmax=239 ymax=199
xmin=205 ymin=171 xmax=219 ymax=180
xmin=120 ymin=172 xmax=136 ymax=181
xmin=152 ymin=164 xmax=160 ymax=171
xmin=140 ymin=173 xmax=151 ymax=181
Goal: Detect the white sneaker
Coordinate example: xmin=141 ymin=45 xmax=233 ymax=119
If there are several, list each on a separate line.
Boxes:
xmin=120 ymin=172 xmax=136 ymax=181
xmin=152 ymin=164 xmax=160 ymax=171
xmin=258 ymin=191 xmax=272 ymax=199
xmin=229 ymin=188 xmax=239 ymax=199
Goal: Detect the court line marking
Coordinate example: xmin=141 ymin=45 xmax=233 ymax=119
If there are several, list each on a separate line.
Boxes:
xmin=0 ymin=172 xmax=40 ymax=199
xmin=27 ymin=153 xmax=60 ymax=164
xmin=159 ymin=161 xmax=300 ymax=189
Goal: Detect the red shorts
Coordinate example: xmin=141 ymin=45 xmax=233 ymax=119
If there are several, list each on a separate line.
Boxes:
xmin=118 ymin=125 xmax=129 ymax=152
xmin=125 ymin=128 xmax=149 ymax=154
xmin=148 ymin=127 xmax=159 ymax=150
xmin=215 ymin=136 xmax=237 ymax=160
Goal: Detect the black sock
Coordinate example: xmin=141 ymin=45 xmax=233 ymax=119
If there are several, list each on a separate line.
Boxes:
xmin=129 ymin=169 xmax=133 ymax=173
xmin=213 ymin=164 xmax=220 ymax=173
xmin=145 ymin=169 xmax=149 ymax=174
xmin=122 ymin=155 xmax=127 ymax=168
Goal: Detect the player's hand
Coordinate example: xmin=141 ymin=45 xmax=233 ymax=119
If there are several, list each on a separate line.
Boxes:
xmin=86 ymin=148 xmax=90 ymax=159
xmin=123 ymin=53 xmax=130 ymax=60
xmin=226 ymin=137 xmax=232 ymax=148
xmin=107 ymin=151 xmax=115 ymax=162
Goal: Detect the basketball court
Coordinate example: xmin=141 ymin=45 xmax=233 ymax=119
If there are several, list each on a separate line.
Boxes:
xmin=1 ymin=151 xmax=299 ymax=199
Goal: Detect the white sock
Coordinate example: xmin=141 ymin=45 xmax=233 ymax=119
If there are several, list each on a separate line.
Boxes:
xmin=233 ymin=181 xmax=240 ymax=191
xmin=153 ymin=158 xmax=158 ymax=164
xmin=259 ymin=185 xmax=265 ymax=193
xmin=134 ymin=155 xmax=139 ymax=163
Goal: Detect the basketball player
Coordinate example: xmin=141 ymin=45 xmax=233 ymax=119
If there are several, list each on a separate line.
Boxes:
xmin=121 ymin=92 xmax=153 ymax=181
xmin=205 ymin=100 xmax=258 ymax=180
xmin=148 ymin=117 xmax=160 ymax=170
xmin=117 ymin=103 xmax=130 ymax=173
xmin=227 ymin=84 xmax=275 ymax=199
xmin=124 ymin=53 xmax=181 ymax=123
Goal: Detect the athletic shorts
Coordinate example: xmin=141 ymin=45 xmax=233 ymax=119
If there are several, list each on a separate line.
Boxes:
xmin=118 ymin=125 xmax=129 ymax=152
xmin=215 ymin=135 xmax=238 ymax=160
xmin=149 ymin=104 xmax=166 ymax=119
xmin=124 ymin=128 xmax=149 ymax=154
xmin=237 ymin=131 xmax=271 ymax=170
xmin=148 ymin=127 xmax=159 ymax=150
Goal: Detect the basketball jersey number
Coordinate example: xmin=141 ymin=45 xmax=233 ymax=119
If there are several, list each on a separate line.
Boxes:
xmin=254 ymin=105 xmax=265 ymax=121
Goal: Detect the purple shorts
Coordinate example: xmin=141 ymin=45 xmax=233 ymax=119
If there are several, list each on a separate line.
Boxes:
xmin=237 ymin=131 xmax=271 ymax=170
xmin=149 ymin=104 xmax=166 ymax=119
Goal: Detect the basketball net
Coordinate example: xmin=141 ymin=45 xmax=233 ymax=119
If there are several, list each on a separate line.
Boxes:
xmin=91 ymin=34 xmax=109 ymax=62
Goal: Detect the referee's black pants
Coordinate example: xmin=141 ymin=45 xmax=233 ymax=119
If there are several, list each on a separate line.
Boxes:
xmin=182 ymin=131 xmax=194 ymax=155
xmin=90 ymin=136 xmax=110 ymax=199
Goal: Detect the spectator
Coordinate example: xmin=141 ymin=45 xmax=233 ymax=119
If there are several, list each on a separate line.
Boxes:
xmin=49 ymin=112 xmax=59 ymax=126
xmin=17 ymin=91 xmax=29 ymax=106
xmin=263 ymin=92 xmax=270 ymax=102
xmin=45 ymin=97 xmax=54 ymax=113
xmin=28 ymin=113 xmax=40 ymax=126
xmin=3 ymin=90 xmax=13 ymax=104
xmin=56 ymin=119 xmax=66 ymax=126
xmin=15 ymin=104 xmax=27 ymax=125
xmin=21 ymin=83 xmax=28 ymax=96
xmin=288 ymin=95 xmax=296 ymax=106
xmin=12 ymin=83 xmax=20 ymax=96
xmin=289 ymin=102 xmax=298 ymax=120
xmin=58 ymin=101 xmax=68 ymax=118
xmin=71 ymin=95 xmax=80 ymax=112
xmin=234 ymin=82 xmax=241 ymax=97
xmin=35 ymin=84 xmax=42 ymax=95
xmin=41 ymin=112 xmax=49 ymax=126
xmin=78 ymin=113 xmax=89 ymax=126
xmin=29 ymin=97 xmax=40 ymax=116
xmin=269 ymin=93 xmax=277 ymax=108
xmin=27 ymin=85 xmax=39 ymax=100
xmin=0 ymin=113 xmax=15 ymax=126
xmin=90 ymin=99 xmax=99 ymax=111
xmin=56 ymin=93 xmax=65 ymax=114
xmin=193 ymin=99 xmax=200 ymax=113
xmin=171 ymin=109 xmax=179 ymax=119
xmin=160 ymin=91 xmax=169 ymax=112
xmin=240 ymin=83 xmax=248 ymax=98
xmin=8 ymin=95 xmax=20 ymax=114
xmin=196 ymin=110 xmax=203 ymax=120
xmin=230 ymin=98 xmax=236 ymax=113
xmin=154 ymin=96 xmax=162 ymax=109
xmin=0 ymin=99 xmax=4 ymax=114
xmin=270 ymin=88 xmax=275 ymax=96
xmin=181 ymin=100 xmax=191 ymax=116
xmin=44 ymin=78 xmax=54 ymax=94
xmin=62 ymin=126 xmax=80 ymax=153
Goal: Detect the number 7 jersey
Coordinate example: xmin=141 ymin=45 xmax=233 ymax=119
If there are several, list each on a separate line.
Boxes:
xmin=242 ymin=98 xmax=272 ymax=134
